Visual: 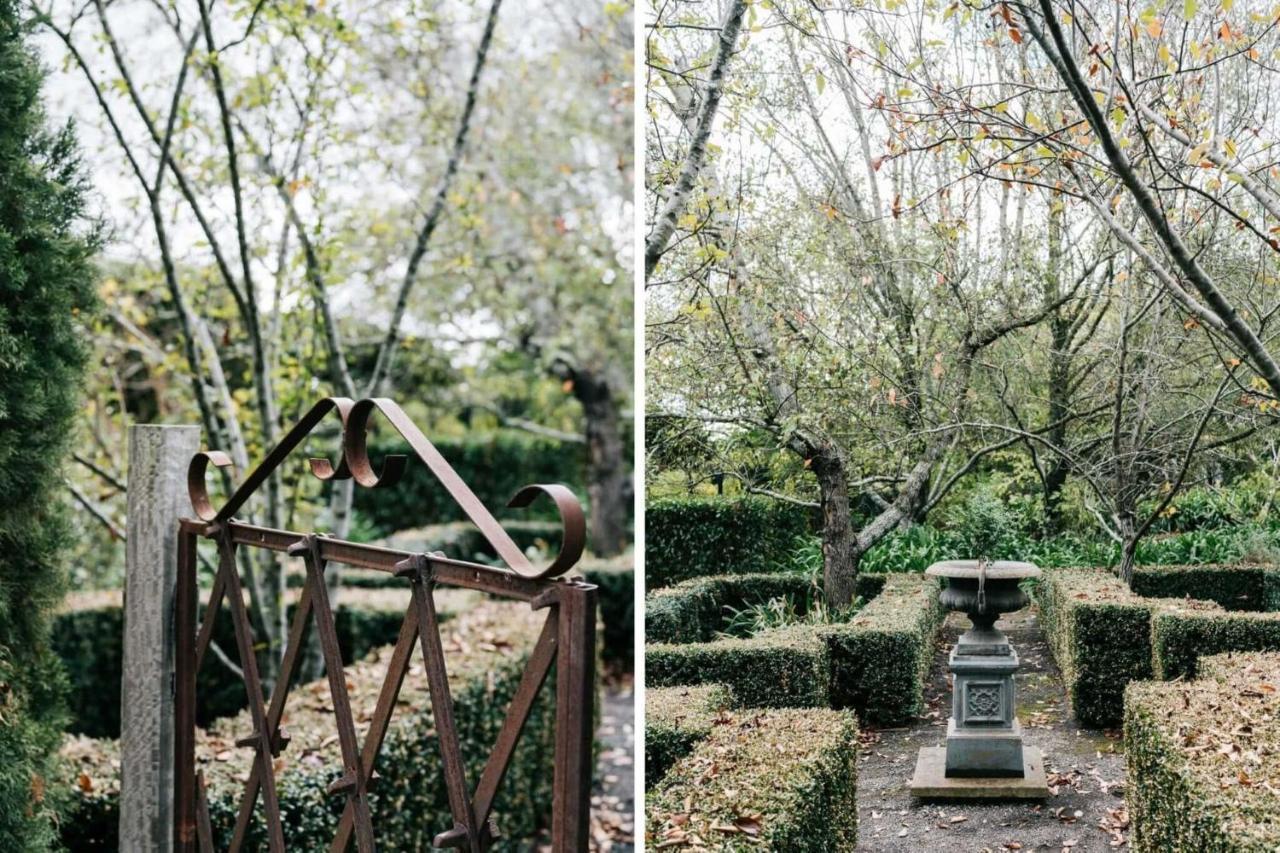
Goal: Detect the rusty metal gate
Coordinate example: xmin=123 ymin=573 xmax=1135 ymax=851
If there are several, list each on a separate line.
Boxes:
xmin=173 ymin=397 xmax=596 ymax=852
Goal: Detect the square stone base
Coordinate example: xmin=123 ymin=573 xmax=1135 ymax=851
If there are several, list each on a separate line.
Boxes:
xmin=909 ymin=747 xmax=1048 ymax=800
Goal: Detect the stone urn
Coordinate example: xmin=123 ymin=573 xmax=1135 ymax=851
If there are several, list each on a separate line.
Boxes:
xmin=909 ymin=558 xmax=1049 ymax=798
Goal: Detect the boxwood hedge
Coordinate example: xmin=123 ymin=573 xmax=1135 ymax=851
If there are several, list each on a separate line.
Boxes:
xmin=1125 ymin=653 xmax=1280 ymax=851
xmin=645 ymin=573 xmax=817 ymax=645
xmin=52 ymin=588 xmax=439 ymax=737
xmin=645 ymin=684 xmax=733 ymax=788
xmin=645 ymin=497 xmax=812 ymax=588
xmin=1130 ymin=563 xmax=1275 ymax=611
xmin=819 ymin=573 xmax=944 ymax=723
xmin=646 ymin=708 xmax=858 ymax=851
xmin=59 ymin=601 xmax=559 ymax=850
xmin=1152 ymin=610 xmax=1280 ymax=680
xmin=1035 ymin=568 xmax=1222 ymax=726
xmin=646 ymin=626 xmax=830 ymax=709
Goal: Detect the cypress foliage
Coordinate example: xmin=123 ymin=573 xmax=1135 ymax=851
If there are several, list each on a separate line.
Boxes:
xmin=0 ymin=0 xmax=98 ymax=846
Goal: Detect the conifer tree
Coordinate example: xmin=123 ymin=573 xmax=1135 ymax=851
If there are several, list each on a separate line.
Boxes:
xmin=0 ymin=0 xmax=98 ymax=845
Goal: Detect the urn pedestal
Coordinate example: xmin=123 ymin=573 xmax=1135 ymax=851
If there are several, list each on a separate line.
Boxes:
xmin=909 ymin=559 xmax=1049 ymax=800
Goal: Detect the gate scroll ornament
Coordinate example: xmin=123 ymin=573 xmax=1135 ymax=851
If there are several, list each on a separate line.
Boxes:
xmin=173 ymin=397 xmax=597 ymax=852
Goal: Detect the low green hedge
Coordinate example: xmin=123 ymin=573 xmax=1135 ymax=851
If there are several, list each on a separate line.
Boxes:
xmin=1125 ymin=653 xmax=1280 ymax=851
xmin=646 ymin=708 xmax=858 ymax=851
xmin=53 ymin=589 xmax=448 ymax=738
xmin=1152 ymin=610 xmax=1280 ymax=680
xmin=1130 ymin=563 xmax=1275 ymax=611
xmin=1035 ymin=568 xmax=1223 ymax=727
xmin=819 ymin=573 xmax=943 ymax=724
xmin=578 ymin=557 xmax=635 ymax=670
xmin=59 ymin=601 xmax=559 ymax=850
xmin=645 ymin=573 xmax=817 ymax=645
xmin=646 ymin=626 xmax=830 ymax=709
xmin=645 ymin=497 xmax=812 ymax=588
xmin=644 ymin=684 xmax=733 ymax=788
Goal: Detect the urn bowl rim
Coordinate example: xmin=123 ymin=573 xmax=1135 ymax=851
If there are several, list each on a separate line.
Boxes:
xmin=925 ymin=559 xmax=1042 ymax=580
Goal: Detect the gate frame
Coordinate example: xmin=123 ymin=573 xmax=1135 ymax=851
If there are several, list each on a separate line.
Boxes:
xmin=171 ymin=397 xmax=596 ymax=852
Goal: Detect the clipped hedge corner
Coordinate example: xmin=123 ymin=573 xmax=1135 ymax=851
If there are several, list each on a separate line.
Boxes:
xmin=59 ymin=601 xmax=559 ymax=850
xmin=645 ymin=684 xmax=733 ymax=788
xmin=645 ymin=573 xmax=817 ymax=645
xmin=645 ymin=497 xmax=812 ymax=588
xmin=646 ymin=626 xmax=829 ymax=709
xmin=1125 ymin=653 xmax=1280 ymax=851
xmin=1035 ymin=568 xmax=1222 ymax=726
xmin=646 ymin=708 xmax=858 ymax=851
xmin=1152 ymin=610 xmax=1280 ymax=680
xmin=1131 ymin=563 xmax=1275 ymax=611
xmin=820 ymin=572 xmax=943 ymax=724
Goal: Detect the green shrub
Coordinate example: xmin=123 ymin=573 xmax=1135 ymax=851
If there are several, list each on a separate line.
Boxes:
xmin=1152 ymin=611 xmax=1280 ymax=680
xmin=352 ymin=434 xmax=588 ymax=538
xmin=59 ymin=601 xmax=559 ymax=850
xmin=1035 ymin=568 xmax=1222 ymax=726
xmin=578 ymin=556 xmax=634 ymax=670
xmin=820 ymin=573 xmax=943 ymax=724
xmin=1130 ymin=563 xmax=1273 ymax=611
xmin=645 ymin=573 xmax=818 ymax=644
xmin=51 ymin=589 xmax=444 ymax=737
xmin=646 ymin=708 xmax=858 ymax=851
xmin=644 ymin=684 xmax=733 ymax=788
xmin=1125 ymin=656 xmax=1280 ymax=851
xmin=645 ymin=497 xmax=812 ymax=588
xmin=646 ymin=626 xmax=829 ymax=708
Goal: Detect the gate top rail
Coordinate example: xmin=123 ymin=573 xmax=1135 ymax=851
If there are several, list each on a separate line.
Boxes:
xmin=185 ymin=396 xmax=586 ymax=580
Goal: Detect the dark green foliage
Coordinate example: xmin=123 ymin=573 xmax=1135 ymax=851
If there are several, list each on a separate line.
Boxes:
xmin=52 ymin=591 xmax=430 ymax=737
xmin=1152 ymin=611 xmax=1280 ymax=680
xmin=579 ymin=562 xmax=634 ymax=669
xmin=646 ymin=708 xmax=859 ymax=851
xmin=644 ymin=684 xmax=733 ymax=788
xmin=1036 ymin=569 xmax=1222 ymax=726
xmin=820 ymin=574 xmax=943 ymax=723
xmin=352 ymin=434 xmax=587 ymax=537
xmin=0 ymin=0 xmax=98 ymax=845
xmin=1131 ymin=563 xmax=1273 ymax=611
xmin=644 ymin=573 xmax=817 ymax=644
xmin=853 ymin=572 xmax=888 ymax=601
xmin=60 ymin=603 xmax=558 ymax=850
xmin=645 ymin=497 xmax=813 ymax=588
xmin=1125 ymin=655 xmax=1280 ymax=851
xmin=646 ymin=626 xmax=830 ymax=708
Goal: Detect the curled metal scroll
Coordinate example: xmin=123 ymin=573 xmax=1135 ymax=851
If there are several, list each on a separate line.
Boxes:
xmin=186 ymin=396 xmax=587 ymax=579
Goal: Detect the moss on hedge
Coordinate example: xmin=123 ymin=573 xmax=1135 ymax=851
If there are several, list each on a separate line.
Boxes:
xmin=645 ymin=497 xmax=812 ymax=588
xmin=1152 ymin=610 xmax=1280 ymax=680
xmin=58 ymin=601 xmax=559 ymax=850
xmin=645 ymin=684 xmax=733 ymax=788
xmin=1131 ymin=563 xmax=1274 ymax=611
xmin=645 ymin=573 xmax=817 ymax=645
xmin=1036 ymin=568 xmax=1222 ymax=727
xmin=646 ymin=708 xmax=858 ymax=851
xmin=646 ymin=626 xmax=829 ymax=708
xmin=1125 ymin=655 xmax=1280 ymax=851
xmin=820 ymin=573 xmax=943 ymax=724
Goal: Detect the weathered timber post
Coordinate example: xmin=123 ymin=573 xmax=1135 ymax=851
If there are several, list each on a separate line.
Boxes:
xmin=121 ymin=425 xmax=200 ymax=852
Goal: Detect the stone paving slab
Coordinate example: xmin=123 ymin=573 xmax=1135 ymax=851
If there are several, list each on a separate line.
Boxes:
xmin=858 ymin=609 xmax=1130 ymax=851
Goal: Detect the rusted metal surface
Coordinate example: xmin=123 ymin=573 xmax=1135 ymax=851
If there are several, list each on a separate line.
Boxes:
xmin=173 ymin=397 xmax=595 ymax=851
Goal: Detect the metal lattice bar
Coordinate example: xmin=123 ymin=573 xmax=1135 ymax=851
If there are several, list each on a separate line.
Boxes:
xmin=172 ymin=397 xmax=595 ymax=851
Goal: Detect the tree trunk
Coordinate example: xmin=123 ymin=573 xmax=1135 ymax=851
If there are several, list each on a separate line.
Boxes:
xmin=811 ymin=449 xmax=857 ymax=610
xmin=573 ymin=369 xmax=629 ymax=557
xmin=1117 ymin=511 xmax=1139 ymax=586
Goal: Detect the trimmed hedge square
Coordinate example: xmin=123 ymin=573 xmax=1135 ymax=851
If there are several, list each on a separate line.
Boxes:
xmin=645 ymin=684 xmax=733 ymax=788
xmin=646 ymin=708 xmax=858 ymax=851
xmin=1130 ymin=563 xmax=1274 ymax=611
xmin=820 ymin=573 xmax=943 ymax=724
xmin=645 ymin=497 xmax=812 ymax=588
xmin=1152 ymin=610 xmax=1280 ymax=680
xmin=645 ymin=573 xmax=817 ymax=645
xmin=646 ymin=626 xmax=830 ymax=709
xmin=59 ymin=601 xmax=560 ymax=850
xmin=1125 ymin=654 xmax=1280 ymax=851
xmin=1035 ymin=568 xmax=1222 ymax=727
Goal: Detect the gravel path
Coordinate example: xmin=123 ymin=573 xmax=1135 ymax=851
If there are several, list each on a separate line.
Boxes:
xmin=857 ymin=609 xmax=1130 ymax=852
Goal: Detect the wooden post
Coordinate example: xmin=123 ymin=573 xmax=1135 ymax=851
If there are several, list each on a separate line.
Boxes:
xmin=121 ymin=425 xmax=200 ymax=852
